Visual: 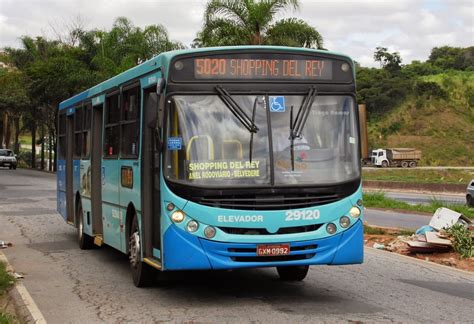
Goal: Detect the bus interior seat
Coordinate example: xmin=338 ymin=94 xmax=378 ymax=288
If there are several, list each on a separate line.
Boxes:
xmin=221 ymin=140 xmax=243 ymax=159
xmin=186 ymin=135 xmax=215 ymax=161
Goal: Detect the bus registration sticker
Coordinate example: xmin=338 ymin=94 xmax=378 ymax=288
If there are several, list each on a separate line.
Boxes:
xmin=167 ymin=137 xmax=182 ymax=150
xmin=257 ymin=244 xmax=290 ymax=257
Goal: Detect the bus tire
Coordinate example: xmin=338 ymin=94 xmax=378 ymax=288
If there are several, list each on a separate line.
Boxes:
xmin=77 ymin=204 xmax=94 ymax=250
xmin=277 ymin=265 xmax=309 ymax=281
xmin=129 ymin=214 xmax=154 ymax=287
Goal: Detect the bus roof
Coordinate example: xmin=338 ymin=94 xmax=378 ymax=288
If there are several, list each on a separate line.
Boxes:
xmin=59 ymin=46 xmax=353 ymax=111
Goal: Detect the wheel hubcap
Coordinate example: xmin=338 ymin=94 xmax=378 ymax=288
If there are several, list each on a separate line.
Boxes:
xmin=129 ymin=231 xmax=140 ymax=268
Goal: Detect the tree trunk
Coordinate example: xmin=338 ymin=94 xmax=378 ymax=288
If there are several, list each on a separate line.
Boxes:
xmin=49 ymin=130 xmax=53 ymax=171
xmin=31 ymin=123 xmax=36 ymax=169
xmin=4 ymin=114 xmax=11 ymax=149
xmin=14 ymin=117 xmax=20 ymax=154
xmin=0 ymin=112 xmax=4 ymax=148
xmin=40 ymin=124 xmax=45 ymax=170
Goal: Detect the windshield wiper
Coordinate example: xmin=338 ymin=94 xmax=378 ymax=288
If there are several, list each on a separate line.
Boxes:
xmin=289 ymin=86 xmax=318 ymax=171
xmin=216 ymin=86 xmax=260 ymax=163
xmin=248 ymin=97 xmax=258 ymax=162
xmin=216 ymin=86 xmax=259 ymax=134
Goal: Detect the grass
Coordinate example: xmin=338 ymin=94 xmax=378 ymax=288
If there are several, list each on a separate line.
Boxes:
xmin=0 ymin=262 xmax=17 ymax=324
xmin=364 ymin=225 xmax=415 ymax=236
xmin=367 ymin=71 xmax=474 ymax=166
xmin=363 ymin=192 xmax=474 ymax=219
xmin=363 ymin=168 xmax=474 ymax=184
xmin=0 ymin=263 xmax=13 ymax=295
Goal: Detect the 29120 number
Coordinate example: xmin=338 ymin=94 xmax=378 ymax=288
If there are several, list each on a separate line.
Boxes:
xmin=285 ymin=209 xmax=320 ymax=221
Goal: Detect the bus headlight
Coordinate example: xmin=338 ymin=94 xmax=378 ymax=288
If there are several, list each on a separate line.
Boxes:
xmin=326 ymin=223 xmax=337 ymax=235
xmin=339 ymin=216 xmax=351 ymax=228
xmin=349 ymin=206 xmax=361 ymax=218
xmin=186 ymin=220 xmax=199 ymax=233
xmin=204 ymin=226 xmax=216 ymax=239
xmin=171 ymin=210 xmax=185 ymax=223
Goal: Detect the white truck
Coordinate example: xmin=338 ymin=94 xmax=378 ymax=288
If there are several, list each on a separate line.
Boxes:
xmin=371 ymin=148 xmax=421 ymax=168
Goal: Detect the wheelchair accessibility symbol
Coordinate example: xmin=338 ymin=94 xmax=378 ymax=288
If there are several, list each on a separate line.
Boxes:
xmin=269 ymin=96 xmax=286 ymax=112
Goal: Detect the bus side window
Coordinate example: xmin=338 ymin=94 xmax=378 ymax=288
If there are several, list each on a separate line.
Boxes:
xmin=104 ymin=93 xmax=120 ymax=157
xmin=82 ymin=103 xmax=92 ymax=159
xmin=74 ymin=106 xmax=83 ymax=159
xmin=121 ymin=86 xmax=141 ymax=157
xmin=58 ymin=113 xmax=66 ymax=160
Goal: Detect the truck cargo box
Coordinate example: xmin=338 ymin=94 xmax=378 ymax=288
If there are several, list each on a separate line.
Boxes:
xmin=387 ymin=148 xmax=422 ymax=161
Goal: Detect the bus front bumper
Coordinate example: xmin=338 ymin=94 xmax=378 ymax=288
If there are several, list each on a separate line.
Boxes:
xmin=162 ymin=219 xmax=363 ymax=270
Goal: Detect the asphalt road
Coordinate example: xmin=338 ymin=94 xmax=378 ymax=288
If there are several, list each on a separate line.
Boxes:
xmin=1 ymin=169 xmax=473 ymax=323
xmin=364 ymin=209 xmax=430 ymax=230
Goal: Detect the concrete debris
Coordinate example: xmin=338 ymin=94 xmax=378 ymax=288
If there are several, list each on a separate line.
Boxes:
xmin=0 ymin=241 xmax=13 ymax=249
xmin=13 ymin=272 xmax=24 ymax=279
xmin=373 ymin=243 xmax=385 ymax=250
xmin=408 ymin=207 xmax=472 ymax=254
xmin=429 ymin=207 xmax=471 ymax=231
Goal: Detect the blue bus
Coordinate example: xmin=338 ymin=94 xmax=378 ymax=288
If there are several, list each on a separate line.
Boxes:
xmin=57 ymin=46 xmax=363 ymax=287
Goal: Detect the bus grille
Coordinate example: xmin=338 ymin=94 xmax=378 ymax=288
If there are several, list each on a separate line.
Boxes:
xmin=195 ymin=193 xmax=340 ymax=210
xmin=228 ymin=244 xmax=317 ymax=262
xmin=219 ymin=224 xmax=322 ymax=235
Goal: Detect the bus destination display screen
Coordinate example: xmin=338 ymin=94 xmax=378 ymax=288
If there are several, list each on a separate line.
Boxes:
xmin=171 ymin=52 xmax=353 ymax=83
xmin=194 ymin=58 xmax=332 ymax=80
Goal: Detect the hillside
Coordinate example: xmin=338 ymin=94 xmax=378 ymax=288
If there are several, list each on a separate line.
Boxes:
xmin=367 ymin=71 xmax=474 ymax=166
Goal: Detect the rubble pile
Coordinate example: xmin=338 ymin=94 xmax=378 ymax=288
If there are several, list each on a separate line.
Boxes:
xmin=376 ymin=207 xmax=473 ymax=255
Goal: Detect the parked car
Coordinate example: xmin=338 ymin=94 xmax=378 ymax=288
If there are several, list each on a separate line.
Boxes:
xmin=0 ymin=149 xmax=17 ymax=169
xmin=467 ymin=180 xmax=474 ymax=207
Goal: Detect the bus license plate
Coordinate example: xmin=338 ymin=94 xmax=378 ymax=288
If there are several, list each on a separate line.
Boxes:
xmin=257 ymin=244 xmax=290 ymax=257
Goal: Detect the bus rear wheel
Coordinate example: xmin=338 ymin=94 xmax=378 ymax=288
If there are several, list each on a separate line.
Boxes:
xmin=77 ymin=204 xmax=94 ymax=249
xmin=277 ymin=265 xmax=309 ymax=281
xmin=129 ymin=214 xmax=154 ymax=287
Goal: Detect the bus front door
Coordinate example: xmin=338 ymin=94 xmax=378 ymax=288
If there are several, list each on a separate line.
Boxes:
xmin=91 ymin=103 xmax=104 ymax=242
xmin=65 ymin=114 xmax=74 ymax=224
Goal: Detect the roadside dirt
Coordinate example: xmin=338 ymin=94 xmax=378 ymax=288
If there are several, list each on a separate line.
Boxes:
xmin=364 ymin=232 xmax=474 ymax=272
xmin=0 ymin=291 xmax=19 ymax=323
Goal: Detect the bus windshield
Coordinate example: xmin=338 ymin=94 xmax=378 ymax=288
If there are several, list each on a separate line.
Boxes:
xmin=164 ymin=94 xmax=359 ymax=187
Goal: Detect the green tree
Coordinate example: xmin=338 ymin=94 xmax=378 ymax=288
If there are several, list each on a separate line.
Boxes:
xmin=82 ymin=17 xmax=184 ymax=80
xmin=374 ymin=46 xmax=402 ymax=73
xmin=195 ymin=0 xmax=323 ymax=48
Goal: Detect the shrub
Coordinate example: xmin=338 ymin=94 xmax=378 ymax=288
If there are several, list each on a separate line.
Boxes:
xmin=445 ymin=224 xmax=473 ymax=259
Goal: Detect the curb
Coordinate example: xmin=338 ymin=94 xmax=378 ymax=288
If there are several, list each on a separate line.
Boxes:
xmin=0 ymin=252 xmax=47 ymax=324
xmin=367 ymin=246 xmax=474 ymax=277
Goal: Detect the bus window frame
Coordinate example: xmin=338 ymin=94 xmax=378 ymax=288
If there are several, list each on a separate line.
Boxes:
xmin=58 ymin=111 xmax=67 ymax=160
xmin=162 ymin=89 xmax=361 ymax=190
xmin=82 ymin=101 xmax=92 ymax=160
xmin=103 ymin=89 xmax=120 ymax=159
xmin=120 ymin=82 xmax=141 ymax=160
xmin=73 ymin=105 xmax=83 ymax=159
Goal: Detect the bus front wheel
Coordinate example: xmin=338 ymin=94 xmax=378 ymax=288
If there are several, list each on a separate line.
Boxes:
xmin=277 ymin=265 xmax=309 ymax=281
xmin=129 ymin=214 xmax=154 ymax=287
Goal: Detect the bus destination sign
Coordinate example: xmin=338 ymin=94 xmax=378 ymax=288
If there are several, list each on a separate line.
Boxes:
xmin=193 ymin=57 xmax=332 ymax=80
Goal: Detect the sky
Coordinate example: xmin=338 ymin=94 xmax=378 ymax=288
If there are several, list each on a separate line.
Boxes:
xmin=0 ymin=0 xmax=473 ymax=67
